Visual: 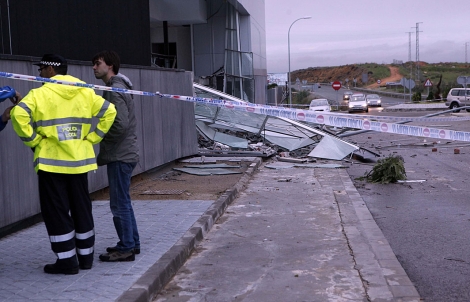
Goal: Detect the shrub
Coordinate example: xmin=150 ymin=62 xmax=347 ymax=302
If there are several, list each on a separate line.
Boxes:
xmin=426 ymin=90 xmax=434 ymax=100
xmin=267 ymin=83 xmax=278 ymax=90
xmin=412 ymin=92 xmax=422 ymax=103
xmin=362 ymin=155 xmax=406 ymax=184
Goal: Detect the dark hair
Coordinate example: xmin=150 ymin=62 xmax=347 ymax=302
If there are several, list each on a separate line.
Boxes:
xmin=92 ymin=50 xmax=120 ymax=74
xmin=53 ymin=65 xmax=68 ymax=75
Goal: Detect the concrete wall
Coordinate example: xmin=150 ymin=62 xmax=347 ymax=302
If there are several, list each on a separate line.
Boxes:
xmin=0 ymin=58 xmax=198 ymax=230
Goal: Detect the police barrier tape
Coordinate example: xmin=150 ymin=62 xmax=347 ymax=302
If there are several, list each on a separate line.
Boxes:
xmin=1 ymin=71 xmax=470 ymax=142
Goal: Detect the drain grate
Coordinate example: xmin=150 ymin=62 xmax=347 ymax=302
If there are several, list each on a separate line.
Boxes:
xmin=139 ymin=189 xmax=185 ymax=195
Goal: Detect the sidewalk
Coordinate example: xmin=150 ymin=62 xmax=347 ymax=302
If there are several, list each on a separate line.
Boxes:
xmin=0 ymin=158 xmax=420 ymax=301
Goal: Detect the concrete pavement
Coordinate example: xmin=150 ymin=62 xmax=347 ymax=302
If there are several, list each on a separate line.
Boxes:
xmin=154 ymin=161 xmax=420 ymax=302
xmin=0 ymin=156 xmax=421 ymax=301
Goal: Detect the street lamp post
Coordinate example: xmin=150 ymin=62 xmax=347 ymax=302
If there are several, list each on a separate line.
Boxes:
xmin=288 ymin=16 xmax=311 ymax=108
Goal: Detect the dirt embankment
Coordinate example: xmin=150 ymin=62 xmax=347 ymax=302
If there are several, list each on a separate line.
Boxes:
xmin=366 ymin=66 xmax=402 ymax=88
xmin=291 ymin=65 xmax=403 ymax=87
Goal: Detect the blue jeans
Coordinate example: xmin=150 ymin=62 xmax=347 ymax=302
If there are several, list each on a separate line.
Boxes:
xmin=107 ymin=161 xmax=140 ymax=252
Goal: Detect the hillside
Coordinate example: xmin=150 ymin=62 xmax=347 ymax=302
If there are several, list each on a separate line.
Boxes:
xmin=290 ymin=64 xmax=389 ymax=86
xmin=290 ymin=62 xmax=470 ymax=89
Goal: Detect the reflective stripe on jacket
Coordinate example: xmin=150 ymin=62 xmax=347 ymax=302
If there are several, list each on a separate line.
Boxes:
xmin=11 ymin=75 xmax=117 ymax=174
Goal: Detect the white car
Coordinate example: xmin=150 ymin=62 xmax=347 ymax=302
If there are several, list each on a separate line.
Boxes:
xmin=309 ymin=99 xmax=331 ymax=112
xmin=445 ymin=88 xmax=470 ymax=112
xmin=366 ymin=94 xmax=382 ymax=107
xmin=348 ymin=94 xmax=368 ymax=113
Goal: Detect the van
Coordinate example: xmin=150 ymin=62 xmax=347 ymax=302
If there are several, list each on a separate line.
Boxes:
xmin=445 ymin=88 xmax=470 ymax=112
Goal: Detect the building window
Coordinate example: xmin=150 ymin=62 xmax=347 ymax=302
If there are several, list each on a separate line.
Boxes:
xmin=151 ymin=42 xmax=177 ymax=68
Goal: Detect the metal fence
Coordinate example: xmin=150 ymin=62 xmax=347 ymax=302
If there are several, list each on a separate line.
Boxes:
xmin=0 ymin=59 xmax=198 ymax=230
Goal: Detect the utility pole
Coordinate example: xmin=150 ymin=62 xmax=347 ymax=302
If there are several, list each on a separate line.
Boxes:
xmin=406 ymin=31 xmax=412 ymax=62
xmin=406 ymin=31 xmax=413 ymax=96
xmin=415 ymin=22 xmax=423 ymax=81
xmin=466 ymin=42 xmax=469 ymax=64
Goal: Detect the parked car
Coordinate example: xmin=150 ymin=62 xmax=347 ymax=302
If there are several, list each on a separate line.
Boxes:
xmin=445 ymin=88 xmax=470 ymax=112
xmin=309 ymin=99 xmax=331 ymax=112
xmin=343 ymin=90 xmax=353 ymax=101
xmin=366 ymin=94 xmax=382 ymax=107
xmin=348 ymin=94 xmax=368 ymax=113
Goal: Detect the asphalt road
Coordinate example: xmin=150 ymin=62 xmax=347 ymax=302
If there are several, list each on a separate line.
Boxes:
xmin=345 ymin=110 xmax=470 ymax=301
xmin=314 ymin=85 xmax=408 ymax=108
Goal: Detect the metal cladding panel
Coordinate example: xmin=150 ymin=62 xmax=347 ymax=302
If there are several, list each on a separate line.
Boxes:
xmin=140 ymin=69 xmax=197 ymax=170
xmin=0 ymin=62 xmax=41 ymax=227
xmin=140 ymin=69 xmax=164 ymax=169
xmin=0 ymin=59 xmax=197 ymax=229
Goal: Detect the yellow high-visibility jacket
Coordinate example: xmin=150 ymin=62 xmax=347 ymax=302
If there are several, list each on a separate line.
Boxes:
xmin=11 ymin=74 xmax=117 ymax=174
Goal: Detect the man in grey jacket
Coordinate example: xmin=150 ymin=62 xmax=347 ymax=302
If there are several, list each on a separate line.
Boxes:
xmin=92 ymin=50 xmax=140 ymax=262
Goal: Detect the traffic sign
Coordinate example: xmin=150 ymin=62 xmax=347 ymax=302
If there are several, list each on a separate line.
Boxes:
xmin=400 ymin=78 xmax=415 ymax=89
xmin=424 ymin=79 xmax=433 ymax=87
xmin=457 ymin=76 xmax=470 ymax=86
xmin=332 ymin=81 xmax=341 ymax=90
xmin=377 ymin=79 xmax=381 ymax=84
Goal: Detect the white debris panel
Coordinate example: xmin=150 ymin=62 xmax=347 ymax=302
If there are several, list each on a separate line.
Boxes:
xmin=194 ymin=83 xmax=360 ymax=160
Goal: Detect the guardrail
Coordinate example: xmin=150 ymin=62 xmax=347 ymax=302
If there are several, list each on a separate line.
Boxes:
xmin=351 ymin=87 xmax=440 ymax=102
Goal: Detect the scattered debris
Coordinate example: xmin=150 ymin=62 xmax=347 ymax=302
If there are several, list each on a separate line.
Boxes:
xmin=277 ymin=157 xmax=308 ymax=163
xmin=318 ymin=164 xmax=345 ymax=169
xmin=265 ymin=162 xmax=345 ymax=169
xmin=173 ymin=167 xmax=242 ymax=176
xmin=179 ymin=157 xmax=217 ymax=164
xmin=183 ymin=164 xmax=240 ymax=169
xmin=397 ymin=180 xmax=426 ymax=183
xmin=444 ymin=257 xmax=467 ymax=263
xmin=265 ymin=163 xmax=294 ymax=169
xmin=454 ymin=148 xmax=460 ymax=154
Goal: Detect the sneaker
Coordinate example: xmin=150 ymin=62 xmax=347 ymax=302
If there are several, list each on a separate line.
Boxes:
xmin=44 ymin=263 xmax=79 ymax=275
xmin=99 ymin=250 xmax=135 ymax=262
xmin=106 ymin=246 xmax=140 ymax=255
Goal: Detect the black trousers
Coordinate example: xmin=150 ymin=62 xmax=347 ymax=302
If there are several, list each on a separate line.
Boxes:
xmin=38 ymin=170 xmax=95 ymax=267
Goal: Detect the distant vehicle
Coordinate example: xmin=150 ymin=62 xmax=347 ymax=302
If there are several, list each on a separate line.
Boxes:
xmin=348 ymin=94 xmax=368 ymax=113
xmin=366 ymin=94 xmax=382 ymax=107
xmin=343 ymin=91 xmax=353 ymax=101
xmin=309 ymin=99 xmax=331 ymax=112
xmin=445 ymin=88 xmax=470 ymax=112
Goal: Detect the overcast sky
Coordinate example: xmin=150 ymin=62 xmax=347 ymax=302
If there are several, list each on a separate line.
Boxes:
xmin=265 ymin=0 xmax=470 ymax=73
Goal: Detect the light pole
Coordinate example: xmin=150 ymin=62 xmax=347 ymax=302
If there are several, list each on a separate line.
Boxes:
xmin=288 ymin=16 xmax=311 ymax=108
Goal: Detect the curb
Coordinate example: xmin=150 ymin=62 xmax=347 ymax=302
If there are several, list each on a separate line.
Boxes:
xmin=116 ymin=157 xmax=262 ymax=302
xmin=336 ymin=169 xmax=421 ymax=301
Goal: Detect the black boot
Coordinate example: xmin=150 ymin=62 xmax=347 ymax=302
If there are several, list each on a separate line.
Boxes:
xmin=44 ymin=258 xmax=79 ymax=275
xmin=77 ymin=253 xmax=94 ymax=270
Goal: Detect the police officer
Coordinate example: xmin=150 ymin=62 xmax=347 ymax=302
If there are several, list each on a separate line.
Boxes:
xmin=11 ymin=54 xmax=117 ymax=274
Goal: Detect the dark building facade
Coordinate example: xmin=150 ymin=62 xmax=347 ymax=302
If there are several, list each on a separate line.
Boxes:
xmin=0 ymin=0 xmax=151 ymax=66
